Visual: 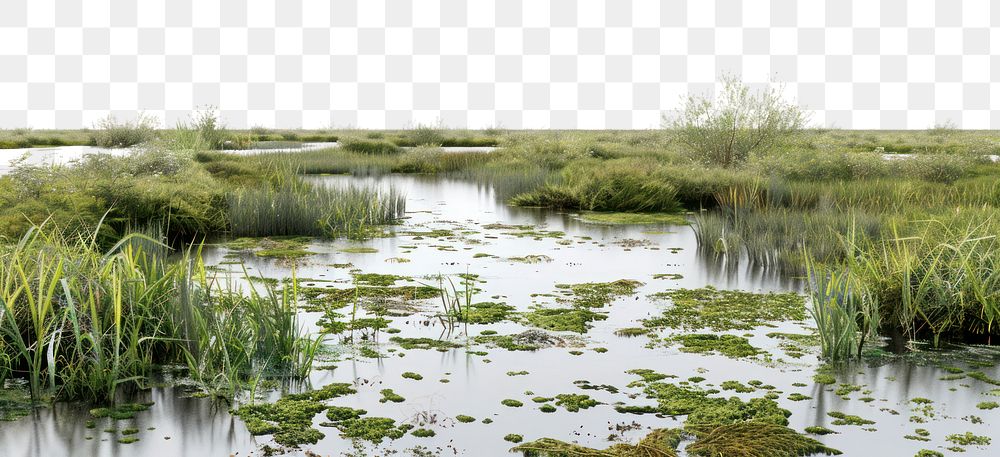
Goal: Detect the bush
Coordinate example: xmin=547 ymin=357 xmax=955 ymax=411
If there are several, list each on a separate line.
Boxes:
xmin=668 ymin=75 xmax=806 ymax=167
xmin=91 ymin=113 xmax=157 ymax=148
xmin=752 ymin=151 xmax=888 ymax=181
xmin=891 ymin=154 xmax=973 ymax=184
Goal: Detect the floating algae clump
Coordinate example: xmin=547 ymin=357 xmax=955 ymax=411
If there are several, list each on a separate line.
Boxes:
xmin=335 ymin=417 xmax=413 ymax=443
xmin=390 ymin=336 xmax=462 ymax=350
xmin=402 ymin=371 xmax=423 ymax=380
xmin=685 ymin=423 xmax=841 ymax=456
xmin=504 ymin=434 xmax=524 ymax=443
xmin=827 ymin=411 xmax=875 ymax=426
xmin=411 ymin=428 xmax=436 ymax=437
xmin=671 ymin=334 xmax=762 ymax=358
xmin=89 ymin=402 xmax=154 ymax=420
xmin=325 ymin=406 xmax=367 ymax=422
xmin=554 ymin=279 xmax=643 ymax=308
xmin=554 ymin=394 xmax=600 ymax=412
xmin=459 ymin=301 xmax=517 ymax=324
xmin=512 ymin=428 xmax=682 ymax=457
xmin=379 ymin=389 xmax=405 ymax=403
xmin=501 ymin=399 xmax=524 ymax=407
xmin=232 ymin=383 xmax=355 ymax=446
xmin=455 ymin=415 xmax=476 ymax=423
xmin=578 ymin=212 xmax=686 ymax=225
xmin=523 ymin=307 xmax=608 ymax=333
xmin=645 ymin=287 xmax=805 ymax=332
xmin=945 ymin=432 xmax=990 ymax=446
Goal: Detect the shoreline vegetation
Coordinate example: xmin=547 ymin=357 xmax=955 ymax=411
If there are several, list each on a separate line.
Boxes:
xmin=2 ymin=92 xmax=1000 ymax=454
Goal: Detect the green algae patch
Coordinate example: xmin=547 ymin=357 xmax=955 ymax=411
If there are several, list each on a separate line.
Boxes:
xmin=459 ymin=301 xmax=517 ymax=324
xmin=720 ymin=381 xmax=755 ymax=393
xmin=389 ymin=336 xmax=462 ymax=350
xmin=976 ymin=401 xmax=998 ymax=410
xmin=501 ymin=399 xmax=524 ymax=407
xmin=805 ymin=426 xmax=837 ymax=435
xmin=827 ymin=411 xmax=875 ymax=426
xmin=946 ymin=431 xmax=990 ymax=446
xmin=0 ymin=386 xmax=35 ymax=421
xmin=915 ymin=451 xmax=943 ymax=457
xmin=325 ymin=406 xmax=367 ymax=422
xmin=615 ymin=327 xmax=652 ymax=337
xmin=504 ymin=434 xmax=524 ymax=443
xmin=645 ymin=287 xmax=805 ymax=332
xmin=402 ymin=372 xmax=423 ymax=380
xmin=379 ymin=389 xmax=405 ymax=403
xmin=512 ymin=428 xmax=682 ymax=457
xmin=334 ymin=417 xmax=413 ymax=443
xmin=338 ymin=247 xmax=379 ymax=254
xmin=685 ymin=423 xmax=841 ymax=457
xmin=455 ymin=415 xmax=476 ymax=423
xmin=89 ymin=402 xmax=154 ymax=420
xmin=228 ymin=237 xmax=315 ymax=259
xmin=579 ymin=212 xmax=687 ymax=225
xmin=411 ymin=428 xmax=436 ymax=437
xmin=117 ymin=437 xmax=140 ymax=444
xmin=669 ymin=334 xmax=763 ymax=359
xmin=554 ymin=394 xmax=600 ymax=412
xmin=301 ymin=284 xmax=440 ymax=311
xmin=554 ymin=279 xmax=643 ymax=308
xmin=522 ymin=307 xmax=608 ymax=333
xmin=353 ymin=272 xmax=409 ymax=286
xmin=507 ymin=371 xmax=529 ymax=376
xmin=232 ymin=383 xmax=356 ymax=446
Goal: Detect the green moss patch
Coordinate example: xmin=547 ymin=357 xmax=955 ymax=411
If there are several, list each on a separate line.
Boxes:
xmin=89 ymin=403 xmax=154 ymax=420
xmin=578 ymin=212 xmax=687 ymax=225
xmin=402 ymin=372 xmax=423 ymax=380
xmin=554 ymin=394 xmax=600 ymax=412
xmin=826 ymin=411 xmax=875 ymax=426
xmin=669 ymin=334 xmax=763 ymax=359
xmin=685 ymin=423 xmax=841 ymax=457
xmin=232 ymin=383 xmax=355 ymax=447
xmin=512 ymin=428 xmax=682 ymax=457
xmin=522 ymin=307 xmax=608 ymax=333
xmin=645 ymin=286 xmax=805 ymax=332
xmin=379 ymin=389 xmax=405 ymax=403
xmin=458 ymin=301 xmax=517 ymax=324
xmin=334 ymin=417 xmax=413 ymax=443
xmin=389 ymin=336 xmax=462 ymax=351
xmin=554 ymin=279 xmax=643 ymax=308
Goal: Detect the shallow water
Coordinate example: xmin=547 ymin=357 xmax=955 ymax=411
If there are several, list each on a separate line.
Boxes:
xmin=0 ymin=143 xmax=495 ymax=175
xmin=1 ymin=174 xmax=998 ymax=456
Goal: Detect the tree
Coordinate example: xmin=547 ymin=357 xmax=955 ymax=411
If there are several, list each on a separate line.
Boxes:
xmin=667 ymin=75 xmax=807 ymax=167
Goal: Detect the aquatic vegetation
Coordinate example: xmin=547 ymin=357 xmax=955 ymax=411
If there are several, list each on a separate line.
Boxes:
xmin=335 ymin=417 xmax=414 ymax=443
xmin=402 ymin=372 xmax=423 ymax=381
xmin=615 ymin=327 xmax=652 ymax=337
xmin=555 ymin=279 xmax=643 ymax=308
xmin=669 ymin=334 xmax=763 ymax=359
xmin=826 ymin=411 xmax=875 ymax=426
xmin=379 ymin=389 xmax=405 ymax=403
xmin=390 ymin=337 xmax=462 ymax=351
xmin=459 ymin=301 xmax=516 ymax=324
xmin=501 ymin=399 xmax=523 ymax=407
xmin=720 ymin=381 xmax=755 ymax=393
xmin=684 ymin=423 xmax=841 ymax=457
xmin=411 ymin=428 xmax=436 ymax=437
xmin=507 ymin=371 xmax=529 ymax=376
xmin=553 ymin=394 xmax=599 ymax=412
xmin=915 ymin=451 xmax=943 ymax=457
xmin=511 ymin=428 xmax=681 ymax=457
xmin=0 ymin=226 xmax=320 ymax=403
xmin=539 ymin=404 xmax=556 ymax=413
xmin=976 ymin=401 xmax=998 ymax=410
xmin=325 ymin=406 xmax=367 ymax=422
xmin=805 ymin=426 xmax=836 ymax=435
xmin=228 ymin=236 xmax=315 ymax=259
xmin=89 ymin=403 xmax=153 ymax=420
xmin=455 ymin=415 xmax=475 ymax=423
xmin=645 ymin=287 xmax=805 ymax=332
xmin=504 ymin=434 xmax=524 ymax=443
xmin=228 ymin=180 xmax=405 ymax=238
xmin=945 ymin=432 xmax=990 ymax=446
xmin=578 ymin=212 xmax=687 ymax=225
xmin=522 ymin=307 xmax=608 ymax=333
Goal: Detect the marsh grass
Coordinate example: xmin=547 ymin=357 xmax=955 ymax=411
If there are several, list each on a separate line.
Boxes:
xmin=227 ymin=180 xmax=405 ymax=238
xmin=0 ymin=224 xmax=320 ymax=403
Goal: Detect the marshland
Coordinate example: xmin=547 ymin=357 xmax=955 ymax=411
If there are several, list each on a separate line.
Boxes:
xmin=1 ymin=101 xmax=1000 ymax=456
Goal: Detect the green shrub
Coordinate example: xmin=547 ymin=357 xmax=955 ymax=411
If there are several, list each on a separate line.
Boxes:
xmin=668 ymin=75 xmax=806 ymax=167
xmin=91 ymin=113 xmax=157 ymax=148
